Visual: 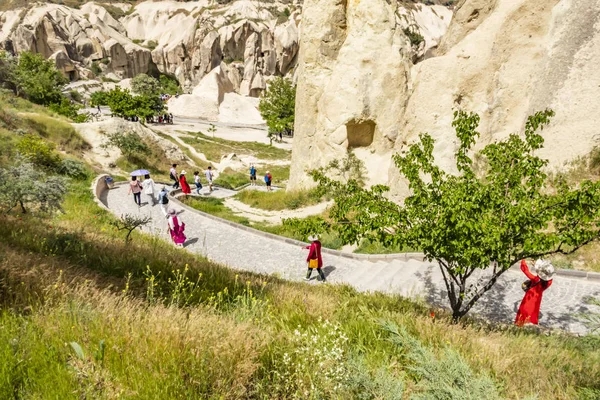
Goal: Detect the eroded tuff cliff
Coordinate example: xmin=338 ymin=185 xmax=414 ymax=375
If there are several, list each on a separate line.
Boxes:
xmin=0 ymin=1 xmax=300 ymax=95
xmin=290 ymin=0 xmax=600 ymax=195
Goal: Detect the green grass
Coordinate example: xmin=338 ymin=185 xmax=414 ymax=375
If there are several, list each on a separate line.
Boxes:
xmin=180 ymin=197 xmax=344 ymax=249
xmin=235 ymin=188 xmax=324 ymax=211
xmin=181 ymin=131 xmax=290 ymax=163
xmin=1 ymin=185 xmax=599 ymax=398
xmin=180 ymin=196 xmax=251 ymax=226
xmin=354 ymin=239 xmax=419 ymax=254
xmin=153 ymin=131 xmax=212 ymax=169
xmin=215 ymin=169 xmax=249 ymax=190
xmin=1 ymin=94 xmax=600 ymax=399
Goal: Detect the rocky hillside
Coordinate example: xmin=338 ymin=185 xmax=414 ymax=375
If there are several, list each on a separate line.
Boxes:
xmin=289 ymin=0 xmax=600 ymax=194
xmin=0 ymin=0 xmax=300 ymax=96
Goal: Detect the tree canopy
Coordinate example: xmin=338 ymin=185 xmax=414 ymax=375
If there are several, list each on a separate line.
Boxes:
xmin=258 ymin=77 xmax=296 ymax=137
xmin=104 ymin=87 xmax=163 ymax=120
xmin=285 ymin=110 xmax=600 ymax=320
xmin=0 ymin=158 xmax=67 ymax=214
xmin=0 ymin=51 xmax=86 ymax=121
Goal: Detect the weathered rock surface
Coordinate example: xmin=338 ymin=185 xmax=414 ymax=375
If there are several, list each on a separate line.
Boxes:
xmin=0 ymin=0 xmax=300 ymax=96
xmin=290 ymin=0 xmax=600 ymax=195
xmin=290 ymin=0 xmax=452 ymax=189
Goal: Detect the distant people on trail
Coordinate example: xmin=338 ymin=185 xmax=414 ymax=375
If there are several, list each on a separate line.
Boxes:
xmin=205 ymin=166 xmax=214 ymax=193
xmin=167 ymin=208 xmax=186 ymax=247
xmin=515 ymin=259 xmax=555 ymax=327
xmin=193 ymin=171 xmax=202 ymax=194
xmin=97 ymin=104 xmax=101 ymax=113
xmin=264 ymin=170 xmax=272 ymax=191
xmin=169 ymin=113 xmax=174 ymax=124
xmin=157 ymin=186 xmax=170 ymax=216
xmin=279 ymin=131 xmax=283 ymax=142
xmin=142 ymin=174 xmax=156 ymax=206
xmin=303 ymin=235 xmax=326 ymax=282
xmin=170 ymin=164 xmax=180 ymax=189
xmin=249 ymin=164 xmax=257 ymax=186
xmin=179 ymin=170 xmax=191 ymax=195
xmin=128 ymin=176 xmax=143 ymax=207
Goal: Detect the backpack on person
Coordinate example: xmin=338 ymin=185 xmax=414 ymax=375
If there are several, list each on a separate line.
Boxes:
xmin=158 ymin=191 xmax=169 ymax=205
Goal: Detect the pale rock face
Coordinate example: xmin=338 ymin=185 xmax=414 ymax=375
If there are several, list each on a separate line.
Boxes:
xmin=0 ymin=0 xmax=299 ymax=97
xmin=1 ymin=3 xmax=153 ymax=80
xmin=291 ymin=0 xmax=600 ymax=196
xmin=290 ymin=0 xmax=450 ymax=190
xmin=167 ymin=63 xmax=265 ymax=124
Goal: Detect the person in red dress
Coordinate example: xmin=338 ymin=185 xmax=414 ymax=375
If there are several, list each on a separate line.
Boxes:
xmin=179 ymin=170 xmax=191 ymax=195
xmin=515 ymin=259 xmax=555 ymax=326
xmin=303 ymin=235 xmax=326 ymax=282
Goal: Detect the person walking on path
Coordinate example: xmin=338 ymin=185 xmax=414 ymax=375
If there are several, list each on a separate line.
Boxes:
xmin=157 ymin=186 xmax=169 ymax=217
xmin=193 ymin=171 xmax=203 ymax=194
xmin=249 ymin=164 xmax=257 ymax=186
xmin=205 ymin=166 xmax=214 ymax=193
xmin=515 ymin=259 xmax=555 ymax=326
xmin=264 ymin=170 xmax=272 ymax=191
xmin=128 ymin=176 xmax=143 ymax=207
xmin=142 ymin=174 xmax=156 ymax=206
xmin=179 ymin=170 xmax=191 ymax=195
xmin=167 ymin=209 xmax=186 ymax=247
xmin=303 ymin=235 xmax=326 ymax=282
xmin=170 ymin=164 xmax=180 ymax=189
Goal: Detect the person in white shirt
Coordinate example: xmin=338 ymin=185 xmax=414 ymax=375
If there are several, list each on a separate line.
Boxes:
xmin=205 ymin=166 xmax=214 ymax=192
xmin=169 ymin=164 xmax=179 ymax=189
xmin=193 ymin=171 xmax=202 ymax=194
xmin=142 ymin=174 xmax=156 ymax=206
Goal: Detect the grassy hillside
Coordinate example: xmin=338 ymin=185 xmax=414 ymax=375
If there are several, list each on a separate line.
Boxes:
xmin=0 ymin=93 xmax=599 ymax=399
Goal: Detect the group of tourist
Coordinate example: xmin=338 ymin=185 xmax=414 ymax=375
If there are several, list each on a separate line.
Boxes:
xmin=146 ymin=113 xmax=174 ymax=124
xmin=170 ymin=164 xmax=214 ymax=195
xmin=249 ymin=164 xmax=273 ymax=190
xmin=128 ymin=174 xmax=187 ymax=246
xmin=126 ymin=168 xmax=555 ymax=327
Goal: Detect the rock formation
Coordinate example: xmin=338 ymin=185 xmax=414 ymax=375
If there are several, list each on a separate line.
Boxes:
xmin=290 ymin=0 xmax=600 ymax=195
xmin=0 ymin=1 xmax=300 ymax=97
xmin=290 ymin=0 xmax=452 ymax=189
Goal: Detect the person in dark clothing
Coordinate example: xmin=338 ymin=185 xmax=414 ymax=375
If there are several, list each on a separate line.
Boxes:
xmin=169 ymin=164 xmax=180 ymax=189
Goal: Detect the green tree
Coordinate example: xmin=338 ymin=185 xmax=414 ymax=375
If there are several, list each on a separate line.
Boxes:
xmin=90 ymin=90 xmax=110 ymax=107
xmin=16 ymin=134 xmax=61 ymax=170
xmin=0 ymin=158 xmax=67 ymax=214
xmin=286 ymin=110 xmax=600 ymax=321
xmin=11 ymin=52 xmax=67 ymax=106
xmin=131 ymin=73 xmax=160 ymax=97
xmin=258 ymin=77 xmax=296 ymax=140
xmin=106 ymin=86 xmax=163 ymax=120
xmin=101 ymin=131 xmax=150 ymax=158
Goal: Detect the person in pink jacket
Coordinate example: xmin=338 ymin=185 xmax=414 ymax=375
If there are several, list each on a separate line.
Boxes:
xmin=303 ymin=235 xmax=326 ymax=282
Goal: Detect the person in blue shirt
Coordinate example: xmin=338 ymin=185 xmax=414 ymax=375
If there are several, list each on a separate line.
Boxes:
xmin=264 ymin=170 xmax=272 ymax=191
xmin=249 ymin=164 xmax=257 ymax=186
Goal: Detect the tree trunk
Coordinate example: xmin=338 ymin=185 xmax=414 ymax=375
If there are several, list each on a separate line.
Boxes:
xmin=19 ymin=200 xmax=26 ymax=214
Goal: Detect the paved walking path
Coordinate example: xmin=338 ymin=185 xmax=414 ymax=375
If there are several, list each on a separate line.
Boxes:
xmin=102 ymin=184 xmax=600 ymax=335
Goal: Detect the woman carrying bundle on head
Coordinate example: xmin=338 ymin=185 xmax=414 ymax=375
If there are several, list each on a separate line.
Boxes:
xmin=179 ymin=170 xmax=191 ymax=195
xmin=515 ymin=259 xmax=555 ymax=326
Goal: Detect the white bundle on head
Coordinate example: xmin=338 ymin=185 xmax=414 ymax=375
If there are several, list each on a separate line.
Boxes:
xmin=534 ymin=259 xmax=555 ymax=281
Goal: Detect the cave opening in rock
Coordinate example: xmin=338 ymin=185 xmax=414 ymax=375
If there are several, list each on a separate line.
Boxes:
xmin=346 ymin=120 xmax=375 ymax=148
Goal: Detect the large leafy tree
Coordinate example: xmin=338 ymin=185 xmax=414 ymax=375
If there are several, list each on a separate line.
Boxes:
xmin=11 ymin=52 xmax=67 ymax=105
xmin=286 ymin=110 xmax=600 ymax=320
xmin=0 ymin=158 xmax=67 ymax=214
xmin=258 ymin=77 xmax=296 ymax=138
xmin=105 ymin=87 xmax=163 ymax=120
xmin=131 ymin=73 xmax=160 ymax=97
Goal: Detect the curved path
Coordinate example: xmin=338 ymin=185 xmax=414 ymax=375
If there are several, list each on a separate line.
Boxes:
xmin=101 ymin=183 xmax=600 ymax=334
